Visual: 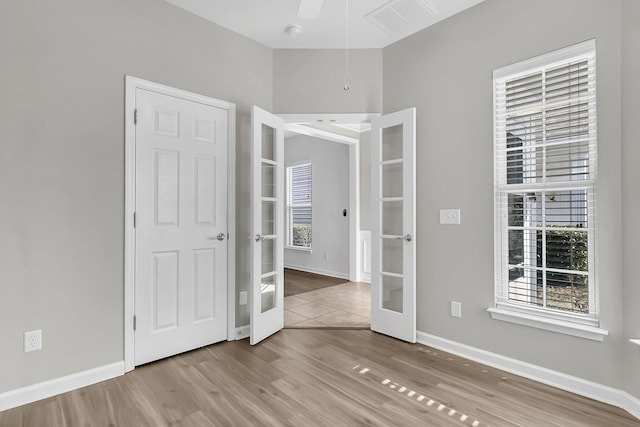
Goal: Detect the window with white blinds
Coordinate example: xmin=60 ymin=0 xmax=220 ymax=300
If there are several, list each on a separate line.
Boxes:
xmin=493 ymin=40 xmax=598 ymax=324
xmin=286 ymin=163 xmax=312 ymax=249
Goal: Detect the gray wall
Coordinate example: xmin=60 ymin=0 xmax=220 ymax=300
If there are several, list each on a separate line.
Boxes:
xmin=272 ymin=49 xmax=381 ymax=237
xmin=273 ymin=49 xmax=382 ymax=114
xmin=0 ymin=0 xmax=272 ymax=393
xmin=622 ymin=0 xmax=640 ymax=398
xmin=284 ymin=135 xmax=350 ymax=278
xmin=383 ymin=0 xmax=628 ymax=391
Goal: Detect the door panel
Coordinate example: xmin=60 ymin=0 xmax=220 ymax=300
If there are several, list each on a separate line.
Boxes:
xmin=135 ymin=89 xmax=228 ymax=365
xmin=250 ymin=106 xmax=284 ymax=345
xmin=371 ymin=108 xmax=416 ymax=343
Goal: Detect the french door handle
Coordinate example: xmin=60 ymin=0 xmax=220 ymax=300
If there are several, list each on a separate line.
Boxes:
xmin=392 ymin=234 xmax=412 ymax=242
xmin=255 ymin=234 xmax=276 ymax=242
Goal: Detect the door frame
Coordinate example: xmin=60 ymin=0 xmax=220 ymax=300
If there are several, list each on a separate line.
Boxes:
xmin=278 ymin=113 xmax=378 ymax=283
xmin=123 ymin=76 xmax=236 ymax=372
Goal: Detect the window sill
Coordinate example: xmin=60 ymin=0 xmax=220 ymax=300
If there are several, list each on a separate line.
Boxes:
xmin=285 ymin=246 xmax=312 ymax=253
xmin=487 ymin=307 xmax=608 ymax=342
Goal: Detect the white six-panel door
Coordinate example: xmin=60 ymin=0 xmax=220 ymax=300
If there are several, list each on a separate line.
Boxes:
xmin=134 ymin=88 xmax=228 ymax=365
xmin=250 ymin=106 xmax=285 ymax=345
xmin=371 ymin=108 xmax=416 ymax=343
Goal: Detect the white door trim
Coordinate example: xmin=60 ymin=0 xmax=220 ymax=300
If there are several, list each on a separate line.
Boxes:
xmin=124 ymin=76 xmax=236 ymax=372
xmin=278 ymin=113 xmax=378 ymax=283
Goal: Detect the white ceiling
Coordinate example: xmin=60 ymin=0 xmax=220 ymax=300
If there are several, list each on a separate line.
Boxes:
xmin=164 ymin=0 xmax=485 ymax=49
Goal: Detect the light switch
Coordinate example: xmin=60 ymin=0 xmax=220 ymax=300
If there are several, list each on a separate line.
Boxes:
xmin=440 ymin=209 xmax=461 ymax=225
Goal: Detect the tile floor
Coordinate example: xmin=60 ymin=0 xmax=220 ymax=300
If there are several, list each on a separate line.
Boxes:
xmin=284 ymin=281 xmax=371 ymax=328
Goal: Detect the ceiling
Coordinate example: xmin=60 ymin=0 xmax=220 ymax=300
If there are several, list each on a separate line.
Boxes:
xmin=164 ymin=0 xmax=485 ymax=49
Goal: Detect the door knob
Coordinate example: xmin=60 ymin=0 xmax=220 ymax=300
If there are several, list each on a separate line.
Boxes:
xmin=404 ymin=234 xmax=412 ymax=242
xmin=255 ymin=234 xmax=263 ymax=242
xmin=209 ymin=233 xmax=226 ymax=241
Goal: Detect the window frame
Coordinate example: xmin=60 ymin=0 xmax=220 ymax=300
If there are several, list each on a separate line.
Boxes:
xmin=490 ymin=40 xmax=607 ymax=341
xmin=285 ymin=162 xmax=312 ymax=251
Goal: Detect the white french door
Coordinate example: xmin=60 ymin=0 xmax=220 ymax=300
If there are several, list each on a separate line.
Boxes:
xmin=134 ymin=88 xmax=229 ymax=365
xmin=250 ymin=106 xmax=285 ymax=345
xmin=370 ymin=108 xmax=416 ymax=343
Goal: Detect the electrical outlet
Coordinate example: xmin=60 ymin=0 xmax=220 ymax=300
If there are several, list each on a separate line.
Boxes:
xmin=440 ymin=209 xmax=461 ymax=225
xmin=24 ymin=330 xmax=42 ymax=352
xmin=450 ymin=301 xmax=462 ymax=318
xmin=239 ymin=291 xmax=248 ymax=305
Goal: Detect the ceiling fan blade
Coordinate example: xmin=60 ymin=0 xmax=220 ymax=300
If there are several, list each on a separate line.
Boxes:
xmin=297 ymin=0 xmax=323 ymax=20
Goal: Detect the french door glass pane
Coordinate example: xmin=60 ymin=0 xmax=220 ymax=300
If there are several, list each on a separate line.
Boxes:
xmin=382 ymin=275 xmax=403 ymax=313
xmin=262 ymin=238 xmax=275 ymax=275
xmin=262 ymin=124 xmax=275 ymax=161
xmin=260 ymin=274 xmax=276 ymax=314
xmin=382 ymin=162 xmax=403 ymax=198
xmin=382 ymin=238 xmax=403 ymax=274
xmin=262 ymin=163 xmax=275 ymax=198
xmin=382 ymin=201 xmax=402 ymax=235
xmin=262 ymin=201 xmax=275 ymax=236
xmin=382 ymin=125 xmax=403 ymax=161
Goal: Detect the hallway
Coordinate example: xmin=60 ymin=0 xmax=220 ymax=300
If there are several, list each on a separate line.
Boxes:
xmin=283 ymin=269 xmax=370 ymax=328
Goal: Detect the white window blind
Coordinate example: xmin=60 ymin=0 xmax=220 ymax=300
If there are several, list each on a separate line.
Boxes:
xmin=286 ymin=163 xmax=312 ymax=248
xmin=494 ymin=40 xmax=598 ymax=323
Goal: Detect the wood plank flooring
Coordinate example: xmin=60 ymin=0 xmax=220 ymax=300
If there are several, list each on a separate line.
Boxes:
xmin=284 ymin=268 xmax=347 ymax=297
xmin=2 ymin=330 xmax=638 ymax=427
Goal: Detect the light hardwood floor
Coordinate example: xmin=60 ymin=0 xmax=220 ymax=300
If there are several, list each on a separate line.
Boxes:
xmin=1 ymin=330 xmax=638 ymax=426
xmin=284 ymin=269 xmax=346 ymax=297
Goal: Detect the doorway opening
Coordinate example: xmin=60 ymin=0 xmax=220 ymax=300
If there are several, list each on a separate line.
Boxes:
xmin=278 ymin=113 xmax=376 ymax=328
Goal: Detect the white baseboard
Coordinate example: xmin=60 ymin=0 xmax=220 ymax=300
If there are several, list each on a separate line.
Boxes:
xmin=416 ymin=331 xmax=640 ymax=420
xmin=233 ymin=325 xmax=250 ymax=340
xmin=0 ymin=361 xmax=124 ymax=412
xmin=284 ymin=264 xmax=349 ymax=281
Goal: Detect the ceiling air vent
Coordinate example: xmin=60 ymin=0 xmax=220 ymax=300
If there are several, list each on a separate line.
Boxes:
xmin=365 ymin=0 xmax=438 ymax=35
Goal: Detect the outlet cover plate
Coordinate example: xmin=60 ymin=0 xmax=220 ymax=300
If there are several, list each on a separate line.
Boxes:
xmin=451 ymin=301 xmax=462 ymax=318
xmin=239 ymin=291 xmax=248 ymax=305
xmin=24 ymin=330 xmax=42 ymax=352
xmin=440 ymin=209 xmax=461 ymax=225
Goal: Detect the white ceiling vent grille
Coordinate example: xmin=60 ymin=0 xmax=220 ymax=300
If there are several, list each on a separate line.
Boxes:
xmin=365 ymin=0 xmax=438 ymax=36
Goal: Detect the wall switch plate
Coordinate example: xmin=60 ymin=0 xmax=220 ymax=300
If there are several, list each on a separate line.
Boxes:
xmin=24 ymin=330 xmax=42 ymax=352
xmin=451 ymin=301 xmax=462 ymax=318
xmin=239 ymin=291 xmax=248 ymax=305
xmin=440 ymin=209 xmax=461 ymax=225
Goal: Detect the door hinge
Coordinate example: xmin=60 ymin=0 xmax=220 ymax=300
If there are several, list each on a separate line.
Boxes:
xmin=134 ymin=109 xmax=138 ymax=125
xmin=133 ymin=315 xmax=137 ymax=331
xmin=133 ymin=212 xmax=137 ymax=228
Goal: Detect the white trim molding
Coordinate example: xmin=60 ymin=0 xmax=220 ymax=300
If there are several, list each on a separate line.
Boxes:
xmin=417 ymin=331 xmax=640 ymax=420
xmin=0 ymin=362 xmax=124 ymax=412
xmin=284 ymin=264 xmax=350 ymax=281
xmin=359 ymin=230 xmax=371 ymax=283
xmin=487 ymin=307 xmax=608 ymax=342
